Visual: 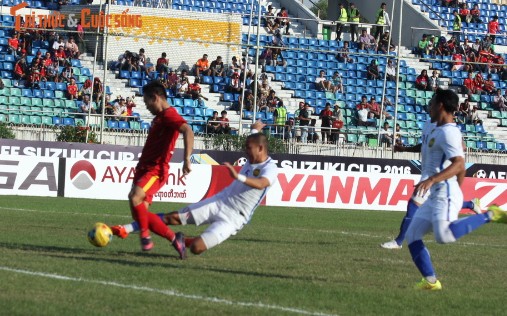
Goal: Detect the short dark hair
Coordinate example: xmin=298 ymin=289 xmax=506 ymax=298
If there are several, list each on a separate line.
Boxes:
xmin=142 ymin=81 xmax=167 ymax=99
xmin=434 ymin=88 xmax=459 ymax=113
xmin=221 ymin=110 xmax=227 ymax=115
xmin=246 ymin=132 xmax=268 ymax=149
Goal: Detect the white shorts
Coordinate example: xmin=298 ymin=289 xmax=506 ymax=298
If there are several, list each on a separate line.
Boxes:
xmin=178 ymin=195 xmax=246 ymax=250
xmin=413 ymin=182 xmax=463 ymax=223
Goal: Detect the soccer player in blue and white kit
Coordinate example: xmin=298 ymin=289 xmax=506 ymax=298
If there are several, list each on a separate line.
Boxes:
xmin=404 ymin=89 xmax=507 ymax=290
xmin=380 ymin=119 xmax=481 ymax=249
xmin=111 ymin=121 xmax=278 ymax=257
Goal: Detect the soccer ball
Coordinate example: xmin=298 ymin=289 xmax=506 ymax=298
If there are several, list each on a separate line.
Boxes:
xmin=87 ymin=222 xmax=113 ymax=247
xmin=234 ymin=157 xmax=248 ymax=166
xmin=475 ymin=169 xmax=487 ymax=178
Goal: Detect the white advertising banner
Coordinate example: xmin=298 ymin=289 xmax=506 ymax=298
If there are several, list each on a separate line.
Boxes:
xmin=266 ymin=169 xmax=421 ymax=211
xmin=64 ymin=158 xmax=212 ymax=203
xmin=0 ymin=155 xmax=59 ymax=197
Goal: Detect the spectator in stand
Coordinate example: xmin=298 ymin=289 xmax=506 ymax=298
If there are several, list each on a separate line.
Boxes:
xmin=356 ymin=102 xmax=374 ymax=127
xmin=458 ymin=3 xmax=470 ymax=26
xmin=335 ymin=3 xmax=348 ymax=42
xmin=331 ymin=103 xmax=344 ymax=143
xmin=356 ymin=95 xmax=369 ymax=110
xmin=416 ymin=34 xmax=429 ymax=57
xmin=394 ymin=123 xmax=402 ymax=145
xmin=377 ymin=30 xmax=394 ymax=54
xmin=470 ymin=4 xmax=482 ymax=25
xmin=348 ymin=3 xmax=361 ymax=43
xmin=483 ymin=74 xmax=496 ymax=95
xmin=92 ymin=77 xmax=103 ymax=105
xmin=13 ymin=58 xmax=27 ymax=80
xmin=42 ymin=52 xmax=53 ymax=68
xmin=52 ymin=36 xmax=64 ymax=52
xmin=156 ymin=52 xmax=169 ymax=73
xmin=79 ymin=79 xmax=92 ymax=100
xmin=451 ymin=50 xmax=464 ymax=71
xmin=273 ymin=100 xmax=288 ymax=134
xmin=8 ymin=33 xmax=21 ymax=57
xmin=491 ymin=54 xmax=505 ymax=74
xmin=441 ymin=0 xmax=457 ymax=7
xmin=265 ymin=5 xmax=277 ymax=33
xmin=126 ymin=97 xmax=136 ymax=119
xmin=166 ymin=69 xmax=179 ymax=94
xmin=219 ymin=110 xmax=231 ymax=134
xmin=359 ymin=29 xmax=376 ymax=51
xmin=500 ymin=66 xmax=507 ymax=81
xmin=80 ymin=95 xmax=96 ymax=116
xmin=194 ymin=54 xmax=210 ymax=80
xmin=65 ymin=37 xmax=79 ymax=59
xmin=259 ymin=47 xmax=275 ymax=70
xmin=492 ymin=89 xmax=507 ymax=111
xmin=429 ymin=70 xmax=442 ymax=92
xmin=374 ymin=2 xmax=390 ymax=41
xmin=415 ymin=69 xmax=431 ymax=91
xmin=54 ymin=45 xmax=67 ymax=67
xmin=113 ymin=97 xmax=128 ymax=121
xmin=368 ymin=96 xmax=384 ymax=119
xmin=228 ymin=56 xmax=241 ymax=76
xmin=451 ymin=11 xmax=461 ymax=45
xmin=455 ymin=98 xmax=469 ymax=124
xmin=386 ymin=59 xmax=397 ymax=82
xmin=488 ymin=15 xmax=499 ymax=44
xmin=473 ymin=71 xmax=485 ymax=94
xmin=471 ymin=38 xmax=481 ymax=55
xmin=380 ymin=122 xmax=393 ymax=147
xmin=331 ymin=71 xmax=344 ymax=94
xmin=366 ymin=60 xmax=380 ymax=80
xmin=76 ymin=19 xmax=85 ymax=54
xmin=26 ymin=66 xmax=41 ymax=89
xmin=228 ymin=71 xmax=242 ymax=94
xmin=319 ymin=103 xmax=333 ymax=143
xmin=176 ymin=77 xmax=189 ymax=98
xmin=275 ymin=7 xmax=290 ymax=35
xmin=45 ymin=61 xmax=58 ymax=82
xmin=467 ymin=105 xmax=482 ymax=125
xmin=60 ymin=63 xmax=74 ymax=83
xmin=157 ymin=70 xmax=169 ymax=88
xmin=460 ymin=38 xmax=471 ymax=55
xmin=426 ymin=35 xmax=437 ymax=56
xmin=66 ymin=77 xmax=78 ymax=100
xmin=298 ymin=102 xmax=311 ymax=143
xmin=210 ymin=56 xmax=225 ymax=77
xmin=207 ymin=111 xmax=221 ymax=134
xmin=463 ymin=71 xmax=477 ymax=96
xmin=465 ymin=51 xmax=479 ymax=72
xmin=315 ymin=70 xmax=332 ymax=91
xmin=336 ymin=41 xmax=354 ymax=63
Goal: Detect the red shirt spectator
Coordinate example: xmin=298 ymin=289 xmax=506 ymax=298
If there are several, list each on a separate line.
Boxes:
xmin=488 ymin=19 xmax=499 ymax=35
xmin=483 ymin=76 xmax=496 ymax=94
xmin=67 ymin=78 xmax=78 ymax=99
xmin=473 ymin=72 xmax=484 ymax=91
xmin=463 ymin=73 xmax=476 ymax=92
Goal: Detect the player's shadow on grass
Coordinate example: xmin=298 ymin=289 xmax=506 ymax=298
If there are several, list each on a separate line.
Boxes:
xmin=0 ymin=242 xmax=328 ymax=282
xmin=231 ymin=237 xmax=336 ymax=246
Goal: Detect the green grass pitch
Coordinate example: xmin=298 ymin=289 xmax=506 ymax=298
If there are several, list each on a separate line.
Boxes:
xmin=0 ymin=195 xmax=506 ymax=315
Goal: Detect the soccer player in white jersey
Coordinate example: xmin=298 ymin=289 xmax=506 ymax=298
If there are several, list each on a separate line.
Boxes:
xmin=404 ymin=88 xmax=507 ymax=290
xmin=380 ymin=118 xmax=481 ymax=249
xmin=111 ymin=121 xmax=278 ymax=258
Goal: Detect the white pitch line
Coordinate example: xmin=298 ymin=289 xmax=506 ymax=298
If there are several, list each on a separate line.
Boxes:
xmin=2 ymin=206 xmax=506 ymax=249
xmin=0 ymin=266 xmax=338 ymax=316
xmin=0 ymin=206 xmax=131 ymax=219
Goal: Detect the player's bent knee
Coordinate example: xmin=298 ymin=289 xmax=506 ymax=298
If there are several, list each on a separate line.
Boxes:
xmin=165 ymin=212 xmax=181 ymax=225
xmin=190 ymin=238 xmax=207 ymax=255
xmin=433 ymin=222 xmax=456 ymax=244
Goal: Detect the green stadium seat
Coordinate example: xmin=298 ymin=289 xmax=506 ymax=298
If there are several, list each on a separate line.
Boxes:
xmin=20 ymin=115 xmax=30 ymax=125
xmin=357 ymin=134 xmax=367 ymax=144
xmin=405 ymin=82 xmax=414 ymax=89
xmin=9 ymin=88 xmax=21 ymax=96
xmin=43 ymin=99 xmax=55 ymax=107
xmin=502 ymin=112 xmax=507 ymax=119
xmin=2 ymin=79 xmax=12 ymax=87
xmin=405 ymin=121 xmax=417 ymax=129
xmin=406 ymin=113 xmax=416 ymax=121
xmin=73 ymin=67 xmax=81 ymax=76
xmin=54 ymin=99 xmax=65 ymax=108
xmin=491 ymin=111 xmax=502 ymax=118
xmin=501 ymin=119 xmax=507 ymax=127
xmin=30 ymin=116 xmax=42 ymax=125
xmin=0 ymin=96 xmax=7 ymax=104
xmin=0 ymin=114 xmax=7 ymax=123
xmin=20 ymin=97 xmax=31 ymax=106
xmin=347 ymin=134 xmax=358 ymax=143
xmin=41 ymin=107 xmax=53 ymax=116
xmin=0 ymin=104 xmax=7 ymax=113
xmin=31 ymin=98 xmax=43 ymax=107
xmin=0 ymin=87 xmax=9 ymax=96
xmin=74 ymin=118 xmax=85 ymax=126
xmin=41 ymin=116 xmax=53 ymax=125
xmin=368 ymin=138 xmax=378 ymax=147
xmin=406 ymin=90 xmax=416 ymax=98
xmin=65 ymin=100 xmax=78 ymax=110
xmin=9 ymin=105 xmax=21 ymax=114
xmin=470 ymin=94 xmax=480 ymax=102
xmin=130 ymin=121 xmax=141 ymax=130
xmin=407 ymin=137 xmax=417 ymax=146
xmin=30 ymin=106 xmax=42 ymax=115
xmin=54 ymin=91 xmax=65 ymax=99
xmin=466 ymin=140 xmax=477 ymax=149
xmin=9 ymin=96 xmax=21 ymax=105
xmin=8 ymin=114 xmax=20 ymax=124
xmin=486 ymin=142 xmax=496 ymax=150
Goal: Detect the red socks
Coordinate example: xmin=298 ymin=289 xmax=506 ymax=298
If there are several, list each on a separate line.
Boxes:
xmin=184 ymin=237 xmax=195 ymax=248
xmin=133 ymin=203 xmax=176 ymax=241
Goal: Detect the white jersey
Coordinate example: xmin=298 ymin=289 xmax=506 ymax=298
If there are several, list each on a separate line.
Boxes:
xmin=421 ymin=123 xmax=464 ymax=196
xmin=420 ymin=119 xmax=436 ymax=181
xmin=215 ymin=157 xmax=278 ymax=220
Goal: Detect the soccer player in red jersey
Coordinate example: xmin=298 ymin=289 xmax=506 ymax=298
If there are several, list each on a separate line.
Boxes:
xmin=130 ymin=81 xmax=194 ymax=259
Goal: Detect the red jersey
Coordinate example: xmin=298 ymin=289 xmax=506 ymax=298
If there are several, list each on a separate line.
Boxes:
xmin=488 ymin=21 xmax=499 ymax=34
xmin=67 ymin=84 xmax=78 ymax=96
xmin=137 ymin=106 xmax=186 ymax=177
xmin=464 ymin=78 xmax=475 ymax=91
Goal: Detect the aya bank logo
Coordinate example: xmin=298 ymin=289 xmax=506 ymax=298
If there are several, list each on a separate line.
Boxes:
xmin=70 ymin=160 xmax=96 ymax=190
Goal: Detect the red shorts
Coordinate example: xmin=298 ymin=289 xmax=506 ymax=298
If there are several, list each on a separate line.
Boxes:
xmin=133 ymin=171 xmax=166 ymax=204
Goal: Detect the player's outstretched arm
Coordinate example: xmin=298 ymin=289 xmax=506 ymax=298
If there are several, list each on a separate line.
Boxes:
xmin=224 ymin=162 xmax=271 ymax=190
xmin=179 ymin=123 xmax=194 ymax=175
xmin=414 ymin=156 xmax=465 ymax=197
